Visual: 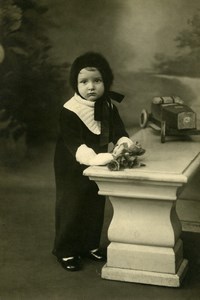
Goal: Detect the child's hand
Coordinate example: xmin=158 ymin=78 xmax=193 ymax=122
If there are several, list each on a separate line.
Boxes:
xmin=116 ymin=137 xmax=134 ymax=148
xmin=112 ymin=143 xmax=128 ymax=158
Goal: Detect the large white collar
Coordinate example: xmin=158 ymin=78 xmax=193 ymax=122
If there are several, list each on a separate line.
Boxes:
xmin=63 ymin=94 xmax=101 ymax=135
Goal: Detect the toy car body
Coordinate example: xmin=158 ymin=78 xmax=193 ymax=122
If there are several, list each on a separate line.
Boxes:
xmin=140 ymin=96 xmax=200 ymax=143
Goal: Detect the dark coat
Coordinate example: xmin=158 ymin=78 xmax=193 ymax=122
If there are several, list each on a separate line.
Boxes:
xmin=53 ymin=103 xmax=128 ymax=258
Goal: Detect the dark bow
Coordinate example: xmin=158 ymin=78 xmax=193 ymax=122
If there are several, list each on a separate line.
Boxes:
xmin=94 ymin=91 xmax=125 ymax=146
xmin=94 ymin=91 xmax=124 ymax=121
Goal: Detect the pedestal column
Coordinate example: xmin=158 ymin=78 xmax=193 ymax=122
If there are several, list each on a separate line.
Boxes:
xmin=88 ymin=172 xmax=188 ymax=286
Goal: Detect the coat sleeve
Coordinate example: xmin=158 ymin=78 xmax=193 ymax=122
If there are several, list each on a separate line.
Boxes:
xmin=59 ymin=108 xmax=85 ymax=157
xmin=59 ymin=108 xmax=114 ymax=166
xmin=112 ymin=104 xmax=129 ymax=144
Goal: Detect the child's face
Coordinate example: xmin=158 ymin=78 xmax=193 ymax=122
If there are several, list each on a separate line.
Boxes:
xmin=77 ymin=67 xmax=105 ymax=101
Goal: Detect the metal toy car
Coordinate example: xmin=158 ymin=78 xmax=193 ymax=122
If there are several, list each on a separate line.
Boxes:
xmin=139 ymin=96 xmax=200 ymax=143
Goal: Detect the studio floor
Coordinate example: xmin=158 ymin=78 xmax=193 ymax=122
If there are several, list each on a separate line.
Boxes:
xmin=0 ymin=142 xmax=200 ymax=300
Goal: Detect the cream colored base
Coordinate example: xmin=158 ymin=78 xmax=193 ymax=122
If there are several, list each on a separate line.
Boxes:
xmin=102 ymin=259 xmax=188 ymax=287
xmin=107 ymin=240 xmax=183 ymax=274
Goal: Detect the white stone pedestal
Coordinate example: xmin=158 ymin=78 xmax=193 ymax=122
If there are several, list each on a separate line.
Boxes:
xmin=84 ymin=128 xmax=200 ymax=287
xmin=102 ymin=192 xmax=188 ymax=287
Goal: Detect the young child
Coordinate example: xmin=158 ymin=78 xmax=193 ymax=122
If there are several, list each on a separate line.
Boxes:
xmin=52 ymin=52 xmax=134 ymax=271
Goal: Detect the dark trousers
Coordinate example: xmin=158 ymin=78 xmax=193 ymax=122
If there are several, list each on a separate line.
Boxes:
xmin=53 ymin=177 xmax=105 ymax=258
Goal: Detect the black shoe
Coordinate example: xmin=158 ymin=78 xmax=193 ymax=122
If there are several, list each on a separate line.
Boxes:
xmin=88 ymin=249 xmax=106 ymax=262
xmin=57 ymin=256 xmax=81 ymax=271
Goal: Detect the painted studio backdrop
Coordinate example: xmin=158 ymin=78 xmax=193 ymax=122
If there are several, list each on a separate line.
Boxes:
xmin=1 ymin=1 xmax=200 ymax=297
xmin=1 ymin=0 xmax=200 ymax=164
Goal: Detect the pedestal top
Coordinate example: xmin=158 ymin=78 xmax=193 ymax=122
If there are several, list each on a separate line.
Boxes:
xmin=84 ymin=128 xmax=200 ymax=184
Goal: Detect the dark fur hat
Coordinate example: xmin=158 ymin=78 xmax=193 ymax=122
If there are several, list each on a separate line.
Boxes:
xmin=69 ymin=52 xmax=114 ymax=93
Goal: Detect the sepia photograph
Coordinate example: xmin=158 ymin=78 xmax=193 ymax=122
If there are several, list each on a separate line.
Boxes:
xmin=0 ymin=0 xmax=200 ymax=299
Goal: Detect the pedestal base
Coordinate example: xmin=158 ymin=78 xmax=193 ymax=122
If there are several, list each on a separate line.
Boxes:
xmin=102 ymin=259 xmax=188 ymax=287
xmin=107 ymin=240 xmax=183 ymax=274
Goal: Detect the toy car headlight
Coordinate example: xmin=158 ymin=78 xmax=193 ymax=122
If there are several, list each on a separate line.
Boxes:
xmin=178 ymin=112 xmax=196 ymax=129
xmin=183 ymin=116 xmax=191 ymax=124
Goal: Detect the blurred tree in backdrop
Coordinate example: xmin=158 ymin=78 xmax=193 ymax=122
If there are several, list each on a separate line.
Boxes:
xmin=154 ymin=11 xmax=200 ymax=77
xmin=0 ymin=0 xmax=69 ymax=146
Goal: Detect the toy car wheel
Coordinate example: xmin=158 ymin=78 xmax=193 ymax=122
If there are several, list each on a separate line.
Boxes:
xmin=140 ymin=109 xmax=148 ymax=128
xmin=161 ymin=121 xmax=166 ymax=143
